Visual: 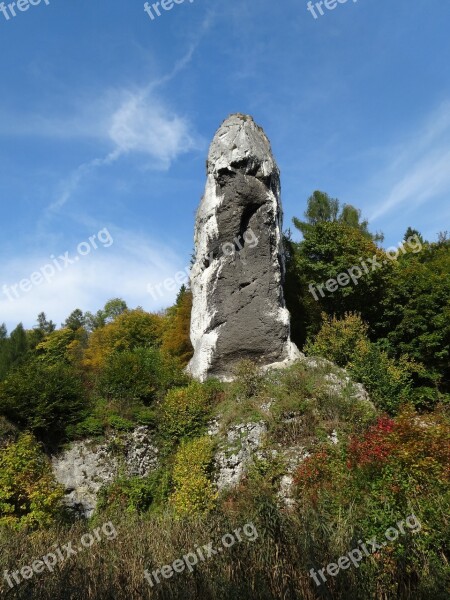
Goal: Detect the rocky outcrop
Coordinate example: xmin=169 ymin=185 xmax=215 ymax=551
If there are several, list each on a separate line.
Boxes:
xmin=213 ymin=421 xmax=267 ymax=491
xmin=188 ymin=113 xmax=300 ymax=381
xmin=51 ymin=427 xmax=158 ymax=517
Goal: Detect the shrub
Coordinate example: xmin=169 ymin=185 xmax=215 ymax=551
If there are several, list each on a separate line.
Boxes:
xmin=134 ymin=406 xmax=158 ymax=428
xmin=0 ymin=433 xmax=64 ymax=529
xmin=232 ymin=360 xmax=265 ymax=399
xmin=161 ymin=381 xmax=212 ymax=442
xmin=0 ymin=359 xmax=86 ymax=444
xmin=96 ymin=347 xmax=186 ymax=404
xmin=96 ymin=470 xmax=170 ymax=515
xmin=108 ymin=415 xmax=135 ymax=431
xmin=69 ymin=416 xmax=104 ymax=438
xmin=305 ymin=313 xmax=420 ymax=414
xmin=349 ymin=340 xmax=415 ymax=413
xmin=170 ymin=436 xmax=217 ymax=517
xmin=304 ymin=312 xmax=368 ymax=367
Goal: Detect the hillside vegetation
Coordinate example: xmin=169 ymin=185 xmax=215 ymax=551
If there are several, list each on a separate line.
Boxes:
xmin=0 ymin=193 xmax=448 ymax=599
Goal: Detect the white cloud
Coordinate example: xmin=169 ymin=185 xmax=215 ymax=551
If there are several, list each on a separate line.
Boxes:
xmin=108 ymin=90 xmax=201 ymax=169
xmin=370 ymin=102 xmax=450 ymax=221
xmin=0 ymin=228 xmax=189 ymax=332
xmin=48 ymin=88 xmax=204 ymax=211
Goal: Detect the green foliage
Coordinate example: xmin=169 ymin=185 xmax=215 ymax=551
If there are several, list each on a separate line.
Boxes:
xmin=161 ymin=381 xmax=212 ymax=442
xmin=0 ymin=433 xmax=64 ymax=529
xmin=349 ymin=340 xmax=417 ymax=413
xmin=0 ymin=416 xmax=17 ymax=447
xmin=63 ymin=308 xmax=86 ymax=331
xmin=293 ymin=190 xmax=383 ymax=242
xmin=134 ymin=406 xmax=158 ymax=427
xmin=374 ymin=237 xmax=450 ymax=392
xmin=96 ymin=470 xmax=170 ymax=515
xmin=305 ymin=312 xmax=369 ymax=367
xmin=95 ymin=346 xmax=185 ymax=403
xmin=69 ymin=416 xmax=104 ymax=438
xmin=305 ymin=313 xmax=419 ymax=414
xmin=83 ymin=308 xmax=164 ymax=371
xmin=284 ymin=220 xmax=389 ymax=347
xmin=293 ymin=407 xmax=450 ymax=595
xmin=170 ymin=436 xmax=217 ymax=517
xmin=232 ymin=360 xmax=265 ymax=399
xmin=108 ymin=415 xmax=134 ymax=431
xmin=84 ymin=298 xmax=128 ymax=331
xmin=35 ymin=327 xmax=86 ymax=366
xmin=0 ymin=322 xmax=28 ymax=381
xmin=0 ymin=359 xmax=86 ymax=444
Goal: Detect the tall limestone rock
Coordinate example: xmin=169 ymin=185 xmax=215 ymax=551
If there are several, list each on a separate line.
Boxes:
xmin=187 ymin=114 xmax=300 ymax=381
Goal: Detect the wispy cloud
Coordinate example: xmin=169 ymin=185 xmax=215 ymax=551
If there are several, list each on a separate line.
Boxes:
xmin=370 ymin=102 xmax=450 ymax=221
xmin=0 ymin=228 xmax=187 ymax=332
xmin=48 ymin=89 xmax=203 ymax=211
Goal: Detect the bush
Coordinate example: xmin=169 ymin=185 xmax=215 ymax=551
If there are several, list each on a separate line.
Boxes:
xmin=349 ymin=340 xmax=415 ymax=413
xmin=108 ymin=415 xmax=134 ymax=431
xmin=0 ymin=359 xmax=87 ymax=444
xmin=96 ymin=470 xmax=170 ymax=516
xmin=305 ymin=313 xmax=421 ymax=414
xmin=69 ymin=416 xmax=104 ymax=438
xmin=170 ymin=436 xmax=217 ymax=517
xmin=134 ymin=406 xmax=158 ymax=428
xmin=304 ymin=312 xmax=368 ymax=367
xmin=161 ymin=381 xmax=212 ymax=442
xmin=96 ymin=347 xmax=187 ymax=404
xmin=0 ymin=433 xmax=64 ymax=529
xmin=232 ymin=360 xmax=265 ymax=399
xmin=293 ymin=406 xmax=450 ymax=595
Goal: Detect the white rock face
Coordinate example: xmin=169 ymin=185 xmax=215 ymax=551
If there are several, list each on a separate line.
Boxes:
xmin=188 ymin=114 xmax=300 ymax=381
xmin=213 ymin=421 xmax=267 ymax=491
xmin=51 ymin=427 xmax=159 ymax=517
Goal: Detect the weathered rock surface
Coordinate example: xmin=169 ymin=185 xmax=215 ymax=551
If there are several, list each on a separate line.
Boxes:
xmin=51 ymin=427 xmax=158 ymax=517
xmin=188 ymin=113 xmax=300 ymax=381
xmin=213 ymin=421 xmax=267 ymax=491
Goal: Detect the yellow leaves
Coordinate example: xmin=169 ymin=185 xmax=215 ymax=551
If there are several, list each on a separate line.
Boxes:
xmin=170 ymin=437 xmax=217 ymax=518
xmin=0 ymin=433 xmax=64 ymax=529
xmin=83 ymin=309 xmax=164 ymax=372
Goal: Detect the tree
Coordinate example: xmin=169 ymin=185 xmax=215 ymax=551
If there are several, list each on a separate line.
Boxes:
xmin=83 ymin=308 xmax=164 ymax=371
xmin=0 ymin=359 xmax=86 ymax=445
xmin=85 ymin=298 xmax=128 ymax=331
xmin=293 ymin=190 xmax=383 ymax=242
xmin=63 ymin=309 xmax=85 ymax=331
xmin=373 ymin=237 xmax=450 ymax=393
xmin=284 ymin=221 xmax=391 ymax=346
xmin=36 ymin=312 xmax=56 ymax=335
xmin=160 ymin=286 xmax=193 ymax=365
xmin=404 ymin=227 xmax=423 ymax=243
xmin=0 ymin=323 xmax=29 ymax=377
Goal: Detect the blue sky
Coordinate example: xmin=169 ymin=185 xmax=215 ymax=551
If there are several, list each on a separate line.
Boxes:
xmin=1 ymin=0 xmax=449 ymax=331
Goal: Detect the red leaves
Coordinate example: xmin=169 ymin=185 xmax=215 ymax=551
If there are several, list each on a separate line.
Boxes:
xmin=347 ymin=416 xmax=395 ymax=470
